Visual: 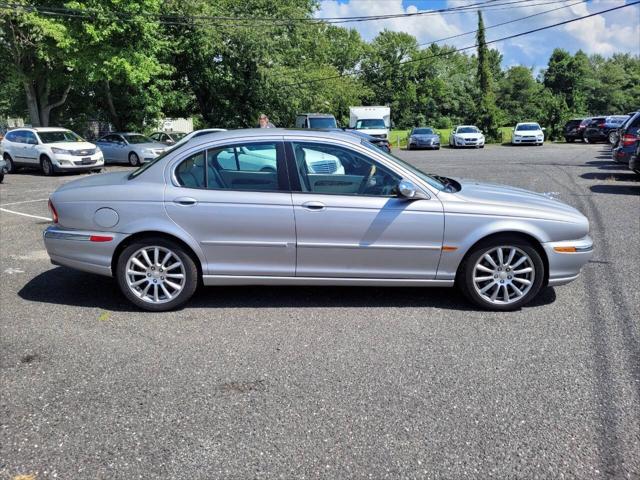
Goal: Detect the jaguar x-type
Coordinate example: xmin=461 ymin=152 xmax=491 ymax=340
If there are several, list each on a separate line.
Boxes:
xmin=43 ymin=129 xmax=593 ymax=311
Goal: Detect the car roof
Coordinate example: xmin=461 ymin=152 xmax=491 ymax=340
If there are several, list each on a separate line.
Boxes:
xmin=27 ymin=127 xmax=71 ymax=132
xmin=297 ymin=113 xmax=335 ymax=117
xmin=183 ymin=128 xmax=362 ymax=145
xmin=516 ymin=122 xmax=540 ymax=125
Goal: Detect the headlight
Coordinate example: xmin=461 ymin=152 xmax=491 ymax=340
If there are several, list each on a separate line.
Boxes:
xmin=51 ymin=147 xmax=69 ymax=154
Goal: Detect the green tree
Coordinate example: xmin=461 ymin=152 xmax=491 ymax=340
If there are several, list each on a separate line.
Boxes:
xmin=543 ymin=48 xmax=590 ymax=114
xmin=0 ymin=2 xmax=75 ymax=126
xmin=497 ymin=66 xmax=544 ymax=124
xmin=475 ymin=11 xmax=500 ymax=139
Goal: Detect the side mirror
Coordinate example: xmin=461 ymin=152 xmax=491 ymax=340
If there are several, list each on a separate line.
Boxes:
xmin=398 ymin=180 xmax=428 ymax=200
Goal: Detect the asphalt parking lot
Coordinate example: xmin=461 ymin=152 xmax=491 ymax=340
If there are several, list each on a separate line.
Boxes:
xmin=1 ymin=143 xmax=639 ymax=479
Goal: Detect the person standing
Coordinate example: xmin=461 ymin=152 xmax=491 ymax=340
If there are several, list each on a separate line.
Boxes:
xmin=258 ymin=114 xmax=276 ymax=128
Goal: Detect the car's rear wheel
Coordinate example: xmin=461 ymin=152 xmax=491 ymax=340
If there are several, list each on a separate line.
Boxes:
xmin=129 ymin=152 xmax=140 ymax=166
xmin=458 ymin=236 xmax=545 ymax=311
xmin=608 ymin=132 xmax=617 ymax=144
xmin=41 ymin=156 xmax=54 ymax=176
xmin=116 ymin=238 xmax=198 ymax=311
xmin=3 ymin=154 xmax=14 ymax=173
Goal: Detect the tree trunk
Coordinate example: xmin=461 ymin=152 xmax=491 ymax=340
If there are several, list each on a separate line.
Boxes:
xmin=104 ymin=80 xmax=121 ymax=130
xmin=23 ymin=81 xmax=41 ymax=127
xmin=39 ymin=84 xmax=71 ymax=127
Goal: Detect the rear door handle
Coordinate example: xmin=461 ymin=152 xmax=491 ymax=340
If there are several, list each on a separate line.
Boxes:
xmin=173 ymin=197 xmax=197 ymax=206
xmin=302 ymin=201 xmax=325 ymax=211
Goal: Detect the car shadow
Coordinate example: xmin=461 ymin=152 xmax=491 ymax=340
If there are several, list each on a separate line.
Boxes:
xmin=18 ymin=266 xmax=557 ymax=312
xmin=590 ymin=184 xmax=640 ymax=195
xmin=581 ymin=172 xmax=639 ymax=181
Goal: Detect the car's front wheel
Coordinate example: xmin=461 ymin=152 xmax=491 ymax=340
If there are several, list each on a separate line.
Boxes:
xmin=41 ymin=156 xmax=54 ymax=176
xmin=458 ymin=236 xmax=545 ymax=311
xmin=116 ymin=238 xmax=198 ymax=311
xmin=129 ymin=152 xmax=140 ymax=166
xmin=3 ymin=154 xmax=14 ymax=173
xmin=608 ymin=132 xmax=617 ymax=144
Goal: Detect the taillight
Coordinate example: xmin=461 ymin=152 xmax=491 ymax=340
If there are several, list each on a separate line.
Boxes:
xmin=622 ymin=134 xmax=636 ymax=146
xmin=48 ymin=199 xmax=58 ymax=223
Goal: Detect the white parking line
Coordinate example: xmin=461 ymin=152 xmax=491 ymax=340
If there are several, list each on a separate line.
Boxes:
xmin=0 ymin=207 xmax=52 ymax=221
xmin=0 ymin=198 xmax=49 ymax=207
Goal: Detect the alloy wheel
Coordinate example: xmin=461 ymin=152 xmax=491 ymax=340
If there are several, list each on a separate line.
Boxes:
xmin=125 ymin=246 xmax=186 ymax=304
xmin=472 ymin=246 xmax=535 ymax=305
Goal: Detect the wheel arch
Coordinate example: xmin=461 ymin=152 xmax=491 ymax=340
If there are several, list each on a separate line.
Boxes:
xmin=454 ymin=231 xmax=549 ymax=286
xmin=111 ymin=230 xmax=203 ymax=281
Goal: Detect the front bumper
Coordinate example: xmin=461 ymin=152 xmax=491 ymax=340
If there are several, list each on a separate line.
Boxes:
xmin=542 ymin=236 xmax=593 ymax=286
xmin=52 ymin=152 xmax=104 ymax=171
xmin=512 ymin=137 xmax=543 ymax=144
xmin=43 ymin=226 xmax=126 ymax=277
xmin=454 ymin=138 xmax=484 ymax=147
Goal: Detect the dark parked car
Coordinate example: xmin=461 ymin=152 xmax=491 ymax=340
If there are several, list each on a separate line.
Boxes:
xmin=408 ymin=127 xmax=441 ymax=150
xmin=603 ymin=115 xmax=630 ymax=144
xmin=628 ymin=133 xmax=640 ymax=175
xmin=612 ymin=111 xmax=640 ymax=165
xmin=582 ymin=117 xmax=608 ymax=143
xmin=576 ymin=117 xmax=592 ymax=141
xmin=563 ymin=118 xmax=584 ymax=142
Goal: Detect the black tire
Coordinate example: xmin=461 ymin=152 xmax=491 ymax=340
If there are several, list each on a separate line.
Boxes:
xmin=565 ymin=137 xmax=574 ymax=143
xmin=4 ymin=154 xmax=14 ymax=173
xmin=41 ymin=156 xmax=54 ymax=176
xmin=457 ymin=235 xmax=545 ymax=311
xmin=0 ymin=173 xmax=4 ymax=183
xmin=91 ymin=168 xmax=104 ymax=173
xmin=608 ymin=132 xmax=617 ymax=144
xmin=128 ymin=152 xmax=140 ymax=167
xmin=116 ymin=237 xmax=198 ymax=311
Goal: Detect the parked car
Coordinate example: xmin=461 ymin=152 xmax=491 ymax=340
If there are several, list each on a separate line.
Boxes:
xmin=511 ymin=122 xmax=544 ymax=146
xmin=628 ymin=133 xmax=640 ymax=175
xmin=602 ymin=115 xmax=630 ymax=144
xmin=563 ymin=118 xmax=584 ymax=142
xmin=148 ymin=131 xmax=187 ymax=146
xmin=95 ymin=133 xmax=167 ymax=166
xmin=295 ymin=113 xmax=337 ymax=129
xmin=341 ymin=129 xmax=391 ymax=153
xmin=576 ymin=117 xmax=592 ymax=141
xmin=582 ymin=117 xmax=609 ymax=143
xmin=1 ymin=127 xmax=104 ymax=176
xmin=43 ymin=129 xmax=592 ymax=312
xmin=449 ymin=125 xmax=485 ymax=148
xmin=612 ymin=112 xmax=640 ymax=165
xmin=0 ymin=156 xmax=7 ymax=183
xmin=408 ymin=127 xmax=440 ymax=150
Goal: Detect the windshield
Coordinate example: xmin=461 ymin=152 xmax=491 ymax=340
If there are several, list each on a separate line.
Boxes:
xmin=170 ymin=132 xmax=186 ymax=141
xmin=457 ymin=127 xmax=479 ymax=134
xmin=360 ymin=140 xmax=451 ymax=192
xmin=356 ymin=119 xmax=386 ymax=129
xmin=123 ymin=134 xmax=152 ymax=144
xmin=516 ymin=124 xmax=540 ymax=131
xmin=412 ymin=128 xmax=434 ymax=135
xmin=37 ymin=130 xmax=84 ymax=144
xmin=309 ymin=117 xmax=337 ymax=129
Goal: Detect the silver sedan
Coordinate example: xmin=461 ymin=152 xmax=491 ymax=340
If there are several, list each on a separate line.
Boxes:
xmin=43 ymin=129 xmax=593 ymax=311
xmin=95 ymin=133 xmax=167 ymax=166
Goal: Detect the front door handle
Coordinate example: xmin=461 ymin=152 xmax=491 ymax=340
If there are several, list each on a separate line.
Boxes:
xmin=302 ymin=201 xmax=325 ymax=211
xmin=173 ymin=197 xmax=197 ymax=206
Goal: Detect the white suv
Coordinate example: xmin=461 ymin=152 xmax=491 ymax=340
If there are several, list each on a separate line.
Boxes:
xmin=1 ymin=127 xmax=104 ymax=176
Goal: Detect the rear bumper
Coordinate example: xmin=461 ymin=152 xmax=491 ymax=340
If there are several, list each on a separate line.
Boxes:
xmin=43 ymin=226 xmax=126 ymax=277
xmin=542 ymin=236 xmax=593 ymax=286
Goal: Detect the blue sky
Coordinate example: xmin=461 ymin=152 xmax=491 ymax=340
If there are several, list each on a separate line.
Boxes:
xmin=315 ymin=0 xmax=640 ymax=72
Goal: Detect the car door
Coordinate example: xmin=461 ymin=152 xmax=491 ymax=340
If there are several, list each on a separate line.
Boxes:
xmin=96 ymin=135 xmax=115 ymax=162
xmin=287 ymin=140 xmax=444 ymax=279
xmin=21 ymin=131 xmax=40 ymax=166
xmin=164 ymin=139 xmax=296 ymax=276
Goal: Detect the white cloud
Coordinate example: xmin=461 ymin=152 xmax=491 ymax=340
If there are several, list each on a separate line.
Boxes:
xmin=315 ymin=0 xmax=640 ymax=66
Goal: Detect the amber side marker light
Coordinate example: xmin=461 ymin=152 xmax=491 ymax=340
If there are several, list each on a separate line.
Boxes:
xmin=442 ymin=246 xmax=458 ymax=252
xmin=554 ymin=246 xmax=577 ymax=253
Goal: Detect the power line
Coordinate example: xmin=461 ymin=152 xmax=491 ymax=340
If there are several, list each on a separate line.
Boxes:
xmin=279 ymin=0 xmax=640 ymax=88
xmin=0 ymin=0 xmax=581 ymax=26
xmin=416 ymin=0 xmax=586 ymax=46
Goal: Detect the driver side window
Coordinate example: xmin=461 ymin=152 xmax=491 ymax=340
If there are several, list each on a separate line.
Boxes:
xmin=290 ymin=142 xmax=400 ymax=196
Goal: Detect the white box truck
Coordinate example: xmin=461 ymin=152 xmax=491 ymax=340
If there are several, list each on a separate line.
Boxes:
xmin=349 ymin=106 xmax=391 ymax=139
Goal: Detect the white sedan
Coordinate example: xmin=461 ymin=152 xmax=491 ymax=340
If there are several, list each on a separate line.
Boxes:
xmin=449 ymin=125 xmax=485 ymax=148
xmin=512 ymin=123 xmax=545 ymax=146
